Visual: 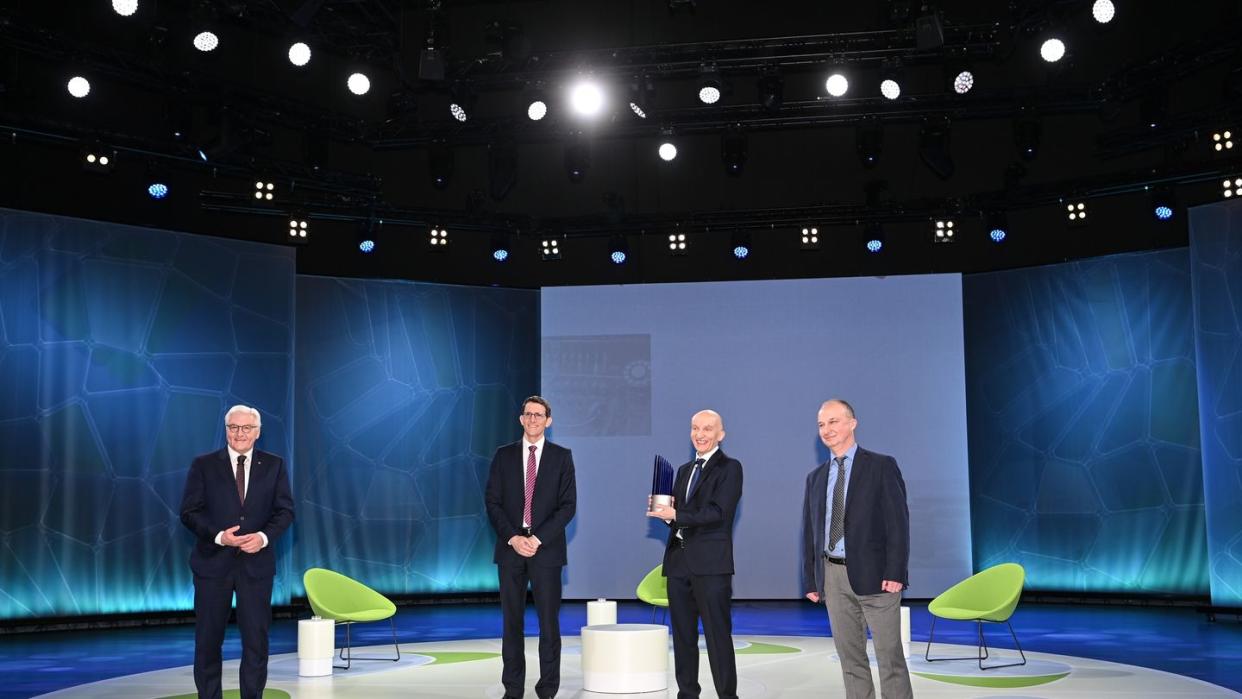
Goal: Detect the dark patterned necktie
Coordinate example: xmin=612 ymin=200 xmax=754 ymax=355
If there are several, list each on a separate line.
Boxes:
xmin=828 ymin=456 xmax=846 ymax=551
xmin=686 ymin=458 xmax=705 ymax=500
xmin=235 ymin=454 xmax=247 ymax=505
xmin=523 ymin=446 xmax=537 ymax=526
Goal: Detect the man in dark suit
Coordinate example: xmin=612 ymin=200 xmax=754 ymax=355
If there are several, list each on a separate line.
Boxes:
xmin=801 ymin=399 xmax=912 ymax=699
xmin=647 ymin=409 xmax=743 ymax=699
xmin=179 ymin=404 xmax=295 ymax=699
xmin=485 ymin=395 xmax=577 ymax=699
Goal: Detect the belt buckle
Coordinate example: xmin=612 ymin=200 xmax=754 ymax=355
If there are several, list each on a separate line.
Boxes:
xmin=520 ymin=526 xmax=532 ymax=536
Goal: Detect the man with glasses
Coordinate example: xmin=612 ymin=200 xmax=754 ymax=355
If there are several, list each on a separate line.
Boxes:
xmin=180 ymin=404 xmax=295 ymax=699
xmin=485 ymin=396 xmax=578 ymax=699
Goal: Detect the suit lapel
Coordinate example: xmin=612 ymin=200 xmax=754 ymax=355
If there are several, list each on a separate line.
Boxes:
xmin=686 ymin=450 xmax=722 ymax=503
xmin=844 ymin=448 xmax=867 ymax=520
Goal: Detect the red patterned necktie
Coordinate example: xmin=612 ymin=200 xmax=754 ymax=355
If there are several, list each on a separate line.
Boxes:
xmin=523 ymin=445 xmax=537 ymax=526
xmin=235 ymin=454 xmax=247 ymax=504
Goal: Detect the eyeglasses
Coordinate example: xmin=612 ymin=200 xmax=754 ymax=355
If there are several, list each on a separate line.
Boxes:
xmin=226 ymin=424 xmax=259 ymax=435
xmin=520 ymin=412 xmax=548 ymax=421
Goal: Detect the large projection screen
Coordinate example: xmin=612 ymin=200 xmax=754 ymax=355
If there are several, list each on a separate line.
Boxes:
xmin=541 ymin=275 xmax=972 ymax=599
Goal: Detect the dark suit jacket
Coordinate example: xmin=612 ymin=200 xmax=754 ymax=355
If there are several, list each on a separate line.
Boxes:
xmin=485 ymin=440 xmax=577 ymax=568
xmin=801 ymin=446 xmax=909 ymax=596
xmin=179 ymin=448 xmax=295 ymax=579
xmin=662 ymin=449 xmax=743 ymax=577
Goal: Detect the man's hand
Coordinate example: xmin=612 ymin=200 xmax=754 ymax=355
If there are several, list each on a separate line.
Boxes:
xmin=805 ymin=592 xmax=821 ymax=603
xmin=646 ymin=503 xmax=677 ymax=522
xmin=881 ymin=580 xmax=904 ymax=593
xmin=220 ymin=525 xmax=254 ymax=547
xmin=509 ymin=535 xmax=539 ymax=557
xmin=239 ymin=535 xmax=264 ymax=554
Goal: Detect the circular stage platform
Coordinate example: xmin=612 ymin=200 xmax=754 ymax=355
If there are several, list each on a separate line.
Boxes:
xmin=35 ymin=635 xmax=1237 ymax=698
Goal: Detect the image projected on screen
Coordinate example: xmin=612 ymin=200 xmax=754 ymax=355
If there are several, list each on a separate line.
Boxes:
xmin=542 ymin=275 xmax=972 ymax=600
xmin=542 ymin=334 xmax=651 ymax=437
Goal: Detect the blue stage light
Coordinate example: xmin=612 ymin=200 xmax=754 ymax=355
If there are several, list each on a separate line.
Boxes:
xmin=866 ymin=238 xmax=883 ymax=253
xmin=732 ymin=245 xmax=749 ymax=259
xmin=610 ymin=250 xmax=627 ymax=264
xmin=359 ymin=239 xmax=375 ymax=253
xmin=147 ymin=183 xmax=168 ymax=199
xmin=990 ymin=228 xmax=1007 ymax=242
xmin=493 ymin=248 xmax=510 ymax=262
xmin=1154 ymin=205 xmax=1173 ymax=220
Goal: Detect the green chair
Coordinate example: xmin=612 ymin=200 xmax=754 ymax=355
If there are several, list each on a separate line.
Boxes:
xmin=636 ymin=564 xmax=669 ymax=623
xmin=925 ymin=562 xmax=1026 ymax=670
xmin=304 ymin=568 xmax=400 ymax=670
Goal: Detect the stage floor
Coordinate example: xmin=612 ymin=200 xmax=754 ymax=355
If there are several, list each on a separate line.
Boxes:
xmin=3 ymin=601 xmax=1240 ymax=698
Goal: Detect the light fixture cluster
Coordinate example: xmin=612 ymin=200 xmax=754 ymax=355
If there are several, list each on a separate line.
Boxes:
xmin=1213 ymin=130 xmax=1234 ymax=152
xmin=430 ymin=226 xmax=449 ymax=247
xmin=288 ymin=217 xmax=309 ymax=240
xmin=254 ymin=181 xmax=275 ymax=201
xmin=933 ymin=219 xmax=956 ymax=243
xmin=1066 ymin=201 xmax=1087 ymax=222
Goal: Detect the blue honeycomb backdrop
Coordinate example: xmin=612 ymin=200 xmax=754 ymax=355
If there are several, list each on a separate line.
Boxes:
xmin=289 ymin=276 xmax=539 ymax=596
xmin=964 ymin=249 xmax=1209 ymax=594
xmin=1189 ymin=202 xmax=1242 ymax=607
xmin=0 ymin=210 xmax=296 ymax=618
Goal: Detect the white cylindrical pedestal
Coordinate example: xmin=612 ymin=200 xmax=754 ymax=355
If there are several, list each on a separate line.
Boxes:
xmin=900 ymin=606 xmax=911 ymax=658
xmin=581 ymin=623 xmax=668 ymax=693
xmin=587 ymin=598 xmax=618 ymax=626
xmin=298 ymin=616 xmax=336 ymax=677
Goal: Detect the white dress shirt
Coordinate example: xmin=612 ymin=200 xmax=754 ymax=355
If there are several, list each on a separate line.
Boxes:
xmin=214 ymin=447 xmax=269 ymax=549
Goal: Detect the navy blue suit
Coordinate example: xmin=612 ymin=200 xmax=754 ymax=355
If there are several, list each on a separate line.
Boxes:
xmin=662 ymin=449 xmax=743 ymax=699
xmin=484 ymin=440 xmax=577 ymax=699
xmin=180 ymin=448 xmax=294 ymax=699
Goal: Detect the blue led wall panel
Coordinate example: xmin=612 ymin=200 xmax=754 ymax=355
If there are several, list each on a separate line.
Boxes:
xmin=0 ymin=209 xmax=295 ymax=619
xmin=291 ymin=276 xmax=539 ymax=596
xmin=1189 ymin=201 xmax=1242 ymax=607
xmin=964 ymin=249 xmax=1208 ymax=595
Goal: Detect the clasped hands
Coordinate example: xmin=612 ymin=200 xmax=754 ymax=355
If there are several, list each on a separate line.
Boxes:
xmin=508 ymin=535 xmax=541 ymax=557
xmin=221 ymin=525 xmax=264 ymax=554
xmin=645 ymin=495 xmax=677 ymax=522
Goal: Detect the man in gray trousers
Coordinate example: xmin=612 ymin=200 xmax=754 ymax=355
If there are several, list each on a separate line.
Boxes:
xmin=801 ymin=399 xmax=913 ymax=698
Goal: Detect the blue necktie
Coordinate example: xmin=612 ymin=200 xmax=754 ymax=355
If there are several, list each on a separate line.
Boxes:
xmin=686 ymin=458 xmax=705 ymax=500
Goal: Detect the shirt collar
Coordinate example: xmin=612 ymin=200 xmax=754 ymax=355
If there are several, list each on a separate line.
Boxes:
xmin=227 ymin=446 xmax=254 ymax=464
xmin=829 ymin=443 xmax=858 ymax=465
xmin=522 ymin=437 xmax=545 ymax=452
xmin=695 ymin=446 xmax=719 ymax=465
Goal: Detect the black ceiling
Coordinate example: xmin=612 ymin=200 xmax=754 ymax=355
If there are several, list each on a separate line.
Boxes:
xmin=1 ymin=0 xmax=1241 ymax=287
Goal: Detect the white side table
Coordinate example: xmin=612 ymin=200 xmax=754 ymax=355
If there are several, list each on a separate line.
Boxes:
xmin=298 ymin=616 xmax=336 ymax=677
xmin=581 ymin=623 xmax=668 ymax=693
xmin=901 ymin=606 xmax=911 ymax=658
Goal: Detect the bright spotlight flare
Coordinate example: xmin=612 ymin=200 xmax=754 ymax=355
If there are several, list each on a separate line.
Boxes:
xmin=288 ymin=42 xmax=311 ymax=67
xmin=67 ymin=76 xmax=91 ymax=98
xmin=1041 ymin=38 xmax=1066 ymax=63
xmin=112 ymin=0 xmax=138 ymax=16
xmin=569 ymin=81 xmax=604 ymax=117
xmin=880 ymin=79 xmax=901 ymax=100
xmin=825 ymin=73 xmax=848 ymax=97
xmin=658 ymin=143 xmax=677 ymax=161
xmin=194 ymin=31 xmax=218 ymax=52
xmin=147 ymin=183 xmax=169 ymax=199
xmin=527 ymin=100 xmax=547 ymax=121
xmin=347 ymin=72 xmax=370 ymax=96
xmin=953 ymin=70 xmax=974 ymax=94
xmin=1092 ymin=0 xmax=1116 ymax=24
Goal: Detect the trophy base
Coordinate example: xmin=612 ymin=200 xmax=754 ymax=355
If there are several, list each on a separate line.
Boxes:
xmin=649 ymin=494 xmax=673 ymax=512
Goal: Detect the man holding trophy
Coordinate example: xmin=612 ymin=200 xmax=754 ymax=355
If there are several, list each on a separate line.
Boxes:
xmin=647 ymin=409 xmax=743 ymax=699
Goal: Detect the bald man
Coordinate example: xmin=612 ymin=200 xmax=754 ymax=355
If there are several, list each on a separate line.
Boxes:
xmin=648 ymin=410 xmax=743 ymax=699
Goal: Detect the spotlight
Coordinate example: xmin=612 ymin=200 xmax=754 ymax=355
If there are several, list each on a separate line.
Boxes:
xmin=880 ymin=58 xmax=903 ymax=100
xmin=429 ymin=141 xmax=453 ymax=189
xmin=863 ymin=225 xmax=885 ymax=253
xmin=491 ymin=233 xmax=512 ymax=262
xmin=82 ymin=147 xmax=115 ymax=173
xmin=667 ymin=232 xmax=688 ymax=256
xmin=569 ymin=79 xmax=605 ymax=117
xmin=254 ymin=180 xmax=276 ymax=201
xmin=721 ymin=128 xmax=747 ymax=176
xmin=1092 ymin=0 xmax=1115 ymax=24
xmin=147 ymin=183 xmax=169 ymax=199
xmin=658 ymin=142 xmax=678 ymax=161
xmin=1066 ymin=200 xmax=1088 ymax=223
xmin=565 ymin=140 xmax=590 ymax=183
xmin=449 ymin=83 xmax=476 ymax=122
xmin=608 ymin=235 xmax=629 ymax=264
xmin=112 ymin=0 xmax=138 ymax=17
xmin=757 ymin=71 xmax=784 ymax=112
xmin=880 ymin=79 xmax=901 ymax=100
xmin=799 ymin=226 xmax=820 ymax=250
xmin=288 ymin=216 xmax=309 ymax=242
xmin=932 ymin=218 xmax=956 ymax=243
xmin=1222 ymin=178 xmax=1241 ymax=199
xmin=358 ymin=239 xmax=375 ymax=253
xmin=288 ymin=42 xmax=311 ymax=67
xmin=628 ymin=75 xmax=654 ymax=119
xmin=698 ymin=65 xmax=723 ymax=104
xmin=347 ymin=72 xmax=371 ymax=96
xmin=193 ymin=31 xmax=219 ymax=53
xmin=986 ymin=212 xmax=1009 ymax=243
xmin=825 ymin=72 xmax=849 ymax=97
xmin=1212 ymin=129 xmax=1234 ymax=152
xmin=1151 ymin=187 xmax=1175 ymax=220
xmin=731 ymin=232 xmax=751 ymax=260
xmin=856 ymin=119 xmax=882 ymax=168
xmin=540 ymin=237 xmax=562 ymax=260
xmin=526 ymin=87 xmax=548 ymax=121
xmin=429 ymin=226 xmax=449 ymax=248
xmin=67 ymin=76 xmax=91 ymax=98
xmin=1040 ymin=38 xmax=1066 ymax=63
xmin=951 ymin=68 xmax=974 ymax=95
